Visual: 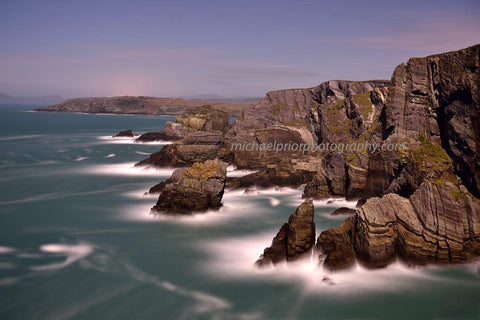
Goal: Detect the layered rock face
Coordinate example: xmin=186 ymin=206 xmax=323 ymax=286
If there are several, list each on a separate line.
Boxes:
xmin=228 ymin=80 xmax=389 ymax=138
xmin=224 ymin=80 xmax=389 ymax=169
xmin=152 ymin=159 xmax=228 ymax=214
xmin=256 ymin=199 xmax=315 ymax=266
xmin=383 ymin=45 xmax=480 ymax=197
xmin=317 ymin=181 xmax=480 ymax=270
xmin=136 ymin=105 xmax=231 ymax=142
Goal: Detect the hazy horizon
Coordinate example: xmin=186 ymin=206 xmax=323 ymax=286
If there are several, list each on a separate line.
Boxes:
xmin=1 ymin=0 xmax=479 ymax=99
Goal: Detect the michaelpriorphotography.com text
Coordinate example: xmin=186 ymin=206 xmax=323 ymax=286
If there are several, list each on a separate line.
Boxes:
xmin=230 ymin=140 xmax=406 ymax=154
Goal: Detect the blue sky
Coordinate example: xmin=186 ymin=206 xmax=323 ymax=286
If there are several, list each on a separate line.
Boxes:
xmin=1 ymin=0 xmax=479 ymax=98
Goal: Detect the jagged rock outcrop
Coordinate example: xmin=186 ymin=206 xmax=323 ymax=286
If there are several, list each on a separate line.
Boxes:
xmin=136 ymin=105 xmax=231 ymax=142
xmin=317 ymin=180 xmax=480 ymax=270
xmin=151 ymin=159 xmax=228 ymax=214
xmin=256 ymin=199 xmax=315 ymax=266
xmin=113 ymin=130 xmax=134 ymax=137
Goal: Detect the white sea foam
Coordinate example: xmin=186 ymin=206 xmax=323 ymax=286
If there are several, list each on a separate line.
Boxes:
xmin=77 ymin=247 xmax=231 ymax=317
xmin=0 ymin=188 xmax=123 ymax=205
xmin=120 ymin=185 xmax=305 ymax=224
xmin=312 ymin=197 xmax=358 ymax=209
xmin=31 ymin=243 xmax=94 ymax=271
xmin=0 ymin=134 xmax=45 ymax=141
xmin=226 ymin=165 xmax=258 ymax=178
xmin=135 ymin=151 xmax=151 ymax=155
xmin=122 ymin=263 xmax=231 ymax=315
xmin=0 ymin=246 xmax=16 ymax=254
xmin=197 ymin=232 xmax=443 ymax=294
xmin=74 ymin=156 xmax=89 ymax=161
xmin=97 ymin=135 xmax=174 ymax=145
xmin=82 ymin=162 xmax=175 ymax=177
xmin=105 ymin=153 xmax=116 ymax=158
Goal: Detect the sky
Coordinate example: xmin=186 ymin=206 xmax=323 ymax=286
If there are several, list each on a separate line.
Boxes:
xmin=0 ymin=0 xmax=479 ymax=99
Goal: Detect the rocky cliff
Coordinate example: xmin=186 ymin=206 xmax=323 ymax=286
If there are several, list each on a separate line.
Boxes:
xmin=254 ymin=44 xmax=480 ymax=270
xmin=383 ymin=45 xmax=480 ymax=198
xmin=131 ymin=44 xmax=480 ymax=269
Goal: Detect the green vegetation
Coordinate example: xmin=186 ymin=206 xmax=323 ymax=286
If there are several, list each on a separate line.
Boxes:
xmin=450 ymin=189 xmax=466 ymax=199
xmin=324 ymin=100 xmax=352 ymax=134
xmin=410 ymin=134 xmax=453 ymax=180
xmin=352 ymin=92 xmax=374 ymax=118
xmin=271 ymin=102 xmax=289 ymax=116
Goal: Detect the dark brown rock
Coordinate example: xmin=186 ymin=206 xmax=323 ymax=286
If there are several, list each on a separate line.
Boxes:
xmin=256 ymin=199 xmax=315 ymax=266
xmin=317 ymin=216 xmax=356 ymax=271
xmin=113 ymin=130 xmax=134 ymax=137
xmin=152 ymin=159 xmax=228 ymax=214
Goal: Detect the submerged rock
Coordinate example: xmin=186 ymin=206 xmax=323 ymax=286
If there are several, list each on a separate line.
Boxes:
xmin=256 ymin=199 xmax=315 ymax=266
xmin=151 ymin=159 xmax=228 ymax=214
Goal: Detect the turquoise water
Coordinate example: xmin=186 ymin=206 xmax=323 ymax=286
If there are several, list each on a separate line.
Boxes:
xmin=0 ymin=105 xmax=479 ymax=320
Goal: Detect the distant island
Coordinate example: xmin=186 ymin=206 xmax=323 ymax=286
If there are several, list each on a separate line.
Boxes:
xmin=34 ymin=96 xmax=258 ymax=117
xmin=0 ymin=93 xmax=65 ymax=105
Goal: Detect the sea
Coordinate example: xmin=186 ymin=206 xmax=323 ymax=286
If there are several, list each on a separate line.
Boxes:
xmin=0 ymin=104 xmax=479 ymax=320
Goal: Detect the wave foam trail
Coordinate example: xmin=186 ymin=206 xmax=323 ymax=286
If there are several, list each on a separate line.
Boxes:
xmin=105 ymin=153 xmax=116 ymax=158
xmin=97 ymin=136 xmax=174 ymax=145
xmin=226 ymin=165 xmax=258 ymax=177
xmin=31 ymin=243 xmax=94 ymax=271
xmin=312 ymin=198 xmax=358 ymax=209
xmin=0 ymin=246 xmax=16 ymax=254
xmin=121 ymin=186 xmax=302 ymax=224
xmin=80 ymin=249 xmax=232 ymax=318
xmin=123 ymin=263 xmax=231 ymax=315
xmin=198 ymin=232 xmax=442 ymax=295
xmin=82 ymin=162 xmax=175 ymax=177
